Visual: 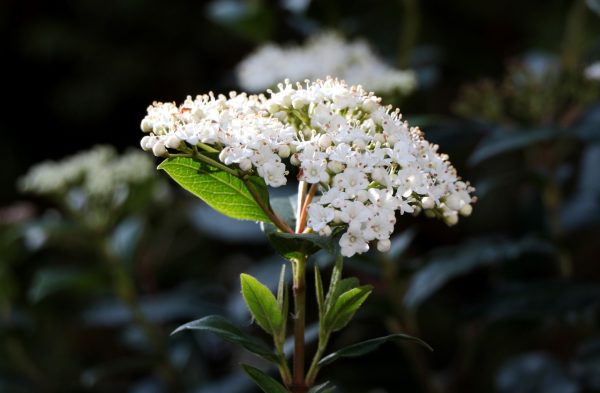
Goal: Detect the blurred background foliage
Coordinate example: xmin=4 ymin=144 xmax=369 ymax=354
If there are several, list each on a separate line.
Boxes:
xmin=2 ymin=0 xmax=600 ymax=392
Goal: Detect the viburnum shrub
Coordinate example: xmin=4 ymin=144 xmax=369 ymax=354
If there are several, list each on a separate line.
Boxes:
xmin=140 ymin=78 xmax=474 ymax=392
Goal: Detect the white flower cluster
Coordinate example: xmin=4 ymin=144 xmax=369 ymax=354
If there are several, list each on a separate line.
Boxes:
xmin=236 ymin=32 xmax=417 ymax=95
xmin=140 ymin=78 xmax=474 ymax=257
xmin=20 ymin=146 xmax=155 ymax=205
xmin=584 ymin=61 xmax=600 ymax=81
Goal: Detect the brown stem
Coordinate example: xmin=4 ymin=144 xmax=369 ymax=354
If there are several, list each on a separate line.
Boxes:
xmin=298 ymin=184 xmax=318 ymax=233
xmin=243 ymin=178 xmax=294 ymax=233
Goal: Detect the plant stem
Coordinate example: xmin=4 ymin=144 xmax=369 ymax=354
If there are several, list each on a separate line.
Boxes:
xmin=243 ymin=178 xmax=294 ymax=233
xmin=305 ymin=334 xmax=329 ymax=385
xmin=298 ymin=184 xmax=318 ymax=233
xmin=296 ymin=181 xmax=308 ymax=233
xmin=291 ymin=254 xmax=308 ymax=393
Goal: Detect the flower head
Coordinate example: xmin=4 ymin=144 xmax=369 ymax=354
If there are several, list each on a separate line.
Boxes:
xmin=140 ymin=78 xmax=475 ymax=257
xmin=236 ymin=32 xmax=417 ymax=95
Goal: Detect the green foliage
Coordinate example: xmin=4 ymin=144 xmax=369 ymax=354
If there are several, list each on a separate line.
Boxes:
xmin=241 ymin=364 xmax=290 ymax=393
xmin=240 ymin=273 xmax=284 ymax=336
xmin=28 ymin=267 xmax=103 ymax=302
xmin=159 ymin=157 xmax=271 ymax=222
xmin=323 ymin=285 xmax=372 ymax=332
xmin=171 ymin=315 xmax=279 ymax=363
xmin=318 ymin=334 xmax=433 ymax=368
xmin=404 ymin=237 xmax=555 ymax=309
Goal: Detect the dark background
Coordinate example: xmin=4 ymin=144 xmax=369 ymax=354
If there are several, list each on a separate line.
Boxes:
xmin=1 ymin=1 xmax=600 ymax=392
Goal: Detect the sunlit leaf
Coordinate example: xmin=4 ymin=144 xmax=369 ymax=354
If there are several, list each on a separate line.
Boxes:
xmin=158 ymin=156 xmax=271 ymax=222
xmin=240 ymin=273 xmax=283 ymax=336
xmin=324 ymin=285 xmax=372 ymax=332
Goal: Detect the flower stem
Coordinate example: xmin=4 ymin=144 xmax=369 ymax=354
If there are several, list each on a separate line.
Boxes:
xmin=243 ymin=178 xmax=294 ymax=234
xmin=298 ymin=184 xmax=318 ymax=233
xmin=296 ymin=181 xmax=308 ymax=233
xmin=291 ymin=254 xmax=308 ymax=393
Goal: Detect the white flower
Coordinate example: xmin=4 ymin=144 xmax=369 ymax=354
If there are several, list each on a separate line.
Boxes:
xmin=139 ymin=77 xmax=475 ymax=257
xmin=334 ymin=167 xmax=370 ymax=195
xmin=363 ymin=213 xmax=396 ymax=241
xmin=307 ymin=205 xmax=335 ymax=232
xmin=257 ymin=161 xmax=288 ymax=187
xmin=236 ymin=31 xmax=417 ymax=95
xmin=339 ymin=229 xmax=370 ymax=257
xmin=584 ymin=62 xmax=600 ymax=81
xmin=301 ymin=160 xmax=330 ymax=184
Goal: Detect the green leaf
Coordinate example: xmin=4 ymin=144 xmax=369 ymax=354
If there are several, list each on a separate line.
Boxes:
xmin=266 ymin=232 xmax=335 ymax=260
xmin=404 ymin=237 xmax=556 ymax=309
xmin=468 ymin=127 xmax=558 ymax=165
xmin=318 ymin=333 xmax=433 ymax=368
xmin=171 ymin=315 xmax=278 ymax=363
xmin=158 ymin=156 xmax=271 ymax=222
xmin=276 ymin=265 xmax=288 ymax=341
xmin=308 ymin=381 xmax=334 ymax=393
xmin=241 ymin=364 xmax=289 ymax=393
xmin=324 ymin=285 xmax=373 ymax=332
xmin=241 ymin=273 xmax=283 ymax=336
xmin=28 ymin=267 xmax=103 ymax=303
xmin=327 ymin=278 xmax=359 ymax=307
xmin=262 ymin=196 xmax=339 ymax=259
xmin=314 ymin=265 xmax=324 ymax=318
xmin=323 ymin=254 xmax=344 ymax=312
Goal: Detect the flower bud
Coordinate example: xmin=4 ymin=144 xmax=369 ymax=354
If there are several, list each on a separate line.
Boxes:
xmin=140 ymin=118 xmax=153 ymax=132
xmin=319 ymin=225 xmax=332 ymax=236
xmin=278 ymin=145 xmax=291 ymax=159
xmin=290 ymin=154 xmax=300 ymax=166
xmin=140 ymin=136 xmax=152 ymax=151
xmin=327 ymin=161 xmax=344 ymax=173
xmin=165 ymin=135 xmax=181 ymax=149
xmin=421 ymin=196 xmax=434 ymax=209
xmin=377 ymin=238 xmax=391 ymax=252
xmin=318 ymin=134 xmax=332 ymax=149
xmin=362 ymin=97 xmax=379 ymax=113
xmin=152 ymin=141 xmax=168 ymax=157
xmin=444 ymin=212 xmax=458 ymax=226
xmin=445 ymin=193 xmax=464 ymax=211
xmin=459 ymin=204 xmax=472 ymax=217
xmin=239 ymin=158 xmax=252 ymax=172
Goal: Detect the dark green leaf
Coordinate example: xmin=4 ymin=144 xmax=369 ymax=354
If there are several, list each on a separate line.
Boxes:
xmin=318 ymin=333 xmax=433 ymax=367
xmin=171 ymin=315 xmax=278 ymax=363
xmin=109 ymin=217 xmax=144 ymax=263
xmin=468 ymin=127 xmax=558 ymax=165
xmin=404 ymin=237 xmax=555 ymax=309
xmin=240 ymin=364 xmax=289 ymax=393
xmin=266 ymin=231 xmax=335 ymax=260
xmin=241 ymin=273 xmax=283 ymax=336
xmin=323 ymin=254 xmax=344 ymax=312
xmin=324 ymin=285 xmax=372 ymax=332
xmin=28 ymin=267 xmax=103 ymax=302
xmin=158 ymin=156 xmax=271 ymax=222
